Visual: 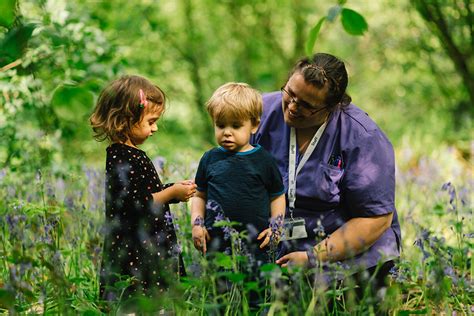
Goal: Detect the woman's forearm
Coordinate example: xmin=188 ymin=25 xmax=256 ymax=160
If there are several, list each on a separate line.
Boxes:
xmin=314 ymin=212 xmax=393 ymax=262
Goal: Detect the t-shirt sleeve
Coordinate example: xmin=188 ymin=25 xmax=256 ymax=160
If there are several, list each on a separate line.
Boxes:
xmin=194 ymin=151 xmax=209 ymax=192
xmin=264 ymin=154 xmax=285 ymax=197
xmin=341 ymin=131 xmax=396 ymax=217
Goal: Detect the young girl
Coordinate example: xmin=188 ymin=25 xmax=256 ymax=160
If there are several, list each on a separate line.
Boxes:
xmin=90 ymin=75 xmax=196 ymax=305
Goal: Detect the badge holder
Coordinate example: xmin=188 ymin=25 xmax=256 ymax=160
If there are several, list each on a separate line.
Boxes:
xmin=281 ymin=210 xmax=307 ymax=241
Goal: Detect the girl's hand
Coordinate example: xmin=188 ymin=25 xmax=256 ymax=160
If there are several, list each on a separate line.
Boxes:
xmin=257 ymin=228 xmax=279 ymax=248
xmin=192 ymin=226 xmax=210 ymax=254
xmin=173 ymin=180 xmax=197 ymax=202
xmin=275 ymin=251 xmax=308 ymax=267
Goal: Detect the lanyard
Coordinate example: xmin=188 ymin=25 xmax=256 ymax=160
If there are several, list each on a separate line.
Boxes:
xmin=288 ymin=122 xmax=327 ymax=217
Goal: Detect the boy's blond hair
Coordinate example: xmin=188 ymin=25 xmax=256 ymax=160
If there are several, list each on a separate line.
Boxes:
xmin=206 ymin=82 xmax=262 ymax=126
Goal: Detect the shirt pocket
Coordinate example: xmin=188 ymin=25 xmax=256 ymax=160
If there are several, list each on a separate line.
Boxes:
xmin=297 ymin=161 xmax=344 ymax=204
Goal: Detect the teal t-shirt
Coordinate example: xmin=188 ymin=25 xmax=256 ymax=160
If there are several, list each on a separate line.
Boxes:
xmin=195 ymin=144 xmax=285 ymax=261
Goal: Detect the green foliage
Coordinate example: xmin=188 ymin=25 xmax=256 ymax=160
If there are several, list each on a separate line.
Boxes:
xmin=0 ymin=0 xmax=17 ymax=28
xmin=340 ymin=8 xmax=368 ymax=35
xmin=305 ymin=17 xmax=326 ymax=57
xmin=0 ymin=23 xmax=36 ymax=67
xmin=0 ymin=144 xmax=472 ymax=314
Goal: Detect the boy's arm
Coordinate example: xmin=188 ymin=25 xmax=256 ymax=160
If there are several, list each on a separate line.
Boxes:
xmin=270 ymin=194 xmax=285 ymax=219
xmin=258 ymin=194 xmax=286 ymax=248
xmin=191 ymin=190 xmax=210 ymax=254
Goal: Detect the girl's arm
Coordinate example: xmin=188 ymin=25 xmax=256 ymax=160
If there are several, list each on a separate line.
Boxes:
xmin=152 ymin=181 xmax=196 ymax=204
xmin=191 ymin=191 xmax=210 ymax=254
xmin=257 ymin=194 xmax=286 ymax=248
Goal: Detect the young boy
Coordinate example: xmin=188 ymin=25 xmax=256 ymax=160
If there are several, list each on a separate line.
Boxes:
xmin=191 ymin=82 xmax=286 ymax=264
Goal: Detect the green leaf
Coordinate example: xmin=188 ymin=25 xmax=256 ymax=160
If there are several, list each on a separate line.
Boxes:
xmin=51 ymin=85 xmax=94 ymax=122
xmin=223 ymin=272 xmax=246 ymax=283
xmin=341 ymin=8 xmax=368 ymax=36
xmin=0 ymin=0 xmax=17 ymax=28
xmin=433 ymin=203 xmax=445 ymax=216
xmin=214 ymin=253 xmax=233 ymax=269
xmin=0 ymin=289 xmax=15 ymax=309
xmin=259 ymin=263 xmax=280 ymax=272
xmin=0 ymin=23 xmax=36 ymax=67
xmin=305 ymin=17 xmax=326 ymax=57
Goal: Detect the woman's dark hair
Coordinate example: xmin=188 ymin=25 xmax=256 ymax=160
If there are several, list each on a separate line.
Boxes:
xmin=90 ymin=75 xmax=166 ymax=143
xmin=290 ymin=53 xmax=351 ymax=109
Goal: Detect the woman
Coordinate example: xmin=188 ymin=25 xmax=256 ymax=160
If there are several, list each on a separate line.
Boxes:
xmin=251 ymin=52 xmax=401 ymax=294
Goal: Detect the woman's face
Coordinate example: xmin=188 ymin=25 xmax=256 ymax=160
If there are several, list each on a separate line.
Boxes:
xmin=281 ymin=73 xmax=329 ymax=129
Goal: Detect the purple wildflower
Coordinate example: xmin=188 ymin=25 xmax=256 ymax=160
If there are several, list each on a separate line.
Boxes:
xmin=164 ymin=211 xmax=175 ymax=227
xmin=206 ymin=200 xmax=223 ymax=213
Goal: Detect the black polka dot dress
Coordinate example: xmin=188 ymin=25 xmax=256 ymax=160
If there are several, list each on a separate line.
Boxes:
xmin=100 ymin=143 xmax=185 ymax=301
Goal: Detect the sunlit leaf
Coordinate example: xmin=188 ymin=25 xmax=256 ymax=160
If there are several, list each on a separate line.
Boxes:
xmin=341 ymin=8 xmax=368 ymax=36
xmin=51 ymin=85 xmax=94 ymax=122
xmin=0 ymin=0 xmax=17 ymax=28
xmin=305 ymin=17 xmax=326 ymax=57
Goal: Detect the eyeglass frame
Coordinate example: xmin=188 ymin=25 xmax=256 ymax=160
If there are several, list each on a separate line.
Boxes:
xmin=280 ymin=86 xmax=328 ymax=116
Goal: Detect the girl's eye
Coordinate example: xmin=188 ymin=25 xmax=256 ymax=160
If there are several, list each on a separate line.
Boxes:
xmin=232 ymin=125 xmax=241 ymax=129
xmin=216 ymin=124 xmax=225 ymax=129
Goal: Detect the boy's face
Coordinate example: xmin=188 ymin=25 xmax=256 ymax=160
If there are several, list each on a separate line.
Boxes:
xmin=214 ymin=118 xmax=258 ymax=152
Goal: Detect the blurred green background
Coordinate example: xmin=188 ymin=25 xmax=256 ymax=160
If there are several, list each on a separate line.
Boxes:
xmin=0 ymin=0 xmax=472 ymax=171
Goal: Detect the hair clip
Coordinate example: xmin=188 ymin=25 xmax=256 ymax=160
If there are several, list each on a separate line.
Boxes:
xmin=139 ymin=89 xmax=148 ymax=108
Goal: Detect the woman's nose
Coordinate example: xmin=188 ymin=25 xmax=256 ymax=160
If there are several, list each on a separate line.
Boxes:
xmin=287 ymin=100 xmax=299 ymax=112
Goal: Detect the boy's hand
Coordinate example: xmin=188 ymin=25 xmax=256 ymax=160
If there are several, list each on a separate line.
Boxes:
xmin=192 ymin=226 xmax=210 ymax=254
xmin=173 ymin=180 xmax=197 ymax=202
xmin=257 ymin=228 xmax=280 ymax=248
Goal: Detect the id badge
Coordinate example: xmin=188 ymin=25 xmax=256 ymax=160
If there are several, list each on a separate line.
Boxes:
xmin=281 ymin=217 xmax=307 ymax=241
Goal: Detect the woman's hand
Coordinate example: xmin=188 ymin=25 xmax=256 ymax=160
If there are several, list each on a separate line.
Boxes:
xmin=192 ymin=225 xmax=210 ymax=254
xmin=172 ymin=180 xmax=197 ymax=202
xmin=276 ymin=251 xmax=308 ymax=267
xmin=257 ymin=228 xmax=280 ymax=248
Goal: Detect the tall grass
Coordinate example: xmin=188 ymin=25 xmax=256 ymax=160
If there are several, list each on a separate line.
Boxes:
xmin=0 ymin=142 xmax=472 ymax=315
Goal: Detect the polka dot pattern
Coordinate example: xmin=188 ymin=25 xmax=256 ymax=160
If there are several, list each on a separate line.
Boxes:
xmin=99 ymin=143 xmax=185 ymax=300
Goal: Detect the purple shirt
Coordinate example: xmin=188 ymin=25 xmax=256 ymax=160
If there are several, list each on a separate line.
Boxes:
xmin=252 ymin=92 xmax=401 ymax=270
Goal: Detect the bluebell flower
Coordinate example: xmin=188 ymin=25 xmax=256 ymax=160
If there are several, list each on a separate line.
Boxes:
xmin=206 ymin=200 xmax=223 ymax=213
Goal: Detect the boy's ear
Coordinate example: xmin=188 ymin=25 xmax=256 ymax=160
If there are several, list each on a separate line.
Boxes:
xmin=251 ymin=119 xmax=260 ymax=134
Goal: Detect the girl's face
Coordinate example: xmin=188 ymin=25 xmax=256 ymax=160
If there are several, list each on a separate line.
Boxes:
xmin=127 ymin=108 xmax=163 ymax=147
xmin=214 ymin=118 xmax=258 ymax=152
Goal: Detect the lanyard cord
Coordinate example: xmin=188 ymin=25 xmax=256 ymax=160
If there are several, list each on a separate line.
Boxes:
xmin=288 ymin=122 xmax=327 ymax=218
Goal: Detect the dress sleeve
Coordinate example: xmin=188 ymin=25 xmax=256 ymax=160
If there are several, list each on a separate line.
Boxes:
xmin=107 ymin=153 xmax=153 ymax=217
xmin=265 ymin=154 xmax=286 ymax=197
xmin=341 ymin=131 xmax=396 ymax=217
xmin=194 ymin=151 xmax=209 ymax=192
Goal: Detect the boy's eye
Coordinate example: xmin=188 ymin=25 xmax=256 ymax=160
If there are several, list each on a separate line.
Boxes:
xmin=232 ymin=124 xmax=242 ymax=129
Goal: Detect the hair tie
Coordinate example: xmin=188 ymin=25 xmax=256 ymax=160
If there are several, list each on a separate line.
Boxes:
xmin=139 ymin=89 xmax=148 ymax=108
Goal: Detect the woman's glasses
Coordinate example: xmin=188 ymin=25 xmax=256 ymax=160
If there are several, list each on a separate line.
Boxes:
xmin=280 ymin=87 xmax=327 ymax=116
